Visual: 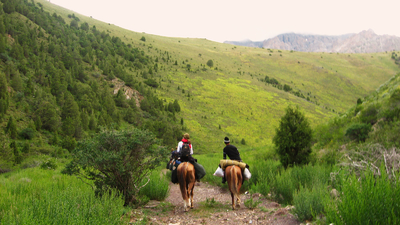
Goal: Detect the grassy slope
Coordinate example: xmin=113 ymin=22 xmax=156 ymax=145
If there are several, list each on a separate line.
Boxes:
xmin=37 ymin=0 xmax=400 ymax=153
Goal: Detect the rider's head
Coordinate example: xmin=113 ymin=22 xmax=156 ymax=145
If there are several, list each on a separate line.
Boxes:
xmin=224 ymin=137 xmax=230 ymax=145
xmin=183 ymin=133 xmax=190 ymax=140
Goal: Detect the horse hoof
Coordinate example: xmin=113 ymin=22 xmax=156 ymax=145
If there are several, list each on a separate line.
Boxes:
xmin=236 ymin=204 xmax=241 ymax=208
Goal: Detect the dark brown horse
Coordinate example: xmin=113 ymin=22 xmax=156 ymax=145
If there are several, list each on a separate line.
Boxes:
xmin=225 ymin=165 xmax=243 ymax=210
xmin=177 ymin=162 xmax=196 ymax=211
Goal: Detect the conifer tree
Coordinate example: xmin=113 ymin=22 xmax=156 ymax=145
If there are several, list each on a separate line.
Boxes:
xmin=273 ymin=105 xmax=313 ymax=168
xmin=5 ymin=116 xmax=17 ymax=139
xmin=0 ymin=72 xmax=9 ymax=118
xmin=11 ymin=70 xmax=23 ymax=92
xmin=11 ymin=141 xmax=22 ymax=165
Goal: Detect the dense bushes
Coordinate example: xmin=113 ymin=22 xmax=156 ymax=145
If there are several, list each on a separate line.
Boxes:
xmin=345 ymin=123 xmax=371 ymax=142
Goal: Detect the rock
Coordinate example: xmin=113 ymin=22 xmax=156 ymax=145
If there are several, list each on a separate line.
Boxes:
xmin=330 ymin=188 xmax=339 ymax=198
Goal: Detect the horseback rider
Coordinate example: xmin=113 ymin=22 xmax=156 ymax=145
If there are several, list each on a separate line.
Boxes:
xmin=222 ymin=136 xmax=242 ymax=183
xmin=177 ymin=133 xmax=194 ymax=162
xmin=175 ymin=133 xmax=206 ymax=182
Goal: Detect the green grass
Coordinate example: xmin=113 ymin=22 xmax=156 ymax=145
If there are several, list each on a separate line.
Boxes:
xmin=0 ymin=165 xmax=126 ymax=225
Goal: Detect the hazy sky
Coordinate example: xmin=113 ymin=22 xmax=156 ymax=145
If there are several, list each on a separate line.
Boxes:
xmin=49 ymin=0 xmax=399 ymax=43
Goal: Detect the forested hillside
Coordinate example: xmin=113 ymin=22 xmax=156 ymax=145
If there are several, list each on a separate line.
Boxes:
xmin=0 ymin=0 xmax=182 ymax=170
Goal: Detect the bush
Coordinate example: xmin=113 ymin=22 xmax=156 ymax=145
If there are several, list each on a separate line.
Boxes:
xmin=244 ymin=190 xmax=262 ymax=209
xmin=273 ymin=171 xmax=295 ymax=205
xmin=246 ymin=159 xmax=280 ymax=196
xmin=62 ymin=128 xmax=168 ymax=206
xmin=271 ymin=164 xmax=332 ymax=205
xmin=324 ymin=168 xmax=400 ymax=224
xmin=292 ymin=184 xmax=327 ymax=221
xmin=345 ymin=123 xmax=371 ymax=142
xmin=19 ymin=128 xmax=35 ymax=140
xmin=40 ymin=159 xmax=58 ymax=170
xmin=359 ymin=104 xmax=379 ymax=125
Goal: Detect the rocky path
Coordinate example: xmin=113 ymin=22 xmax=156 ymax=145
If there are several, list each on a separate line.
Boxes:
xmin=129 ymin=180 xmax=301 ymax=225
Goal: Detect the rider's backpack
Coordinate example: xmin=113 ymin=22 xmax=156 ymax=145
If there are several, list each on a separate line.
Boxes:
xmin=180 ymin=142 xmax=191 ymax=159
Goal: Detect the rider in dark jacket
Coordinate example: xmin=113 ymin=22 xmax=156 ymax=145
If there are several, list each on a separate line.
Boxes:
xmin=222 ymin=137 xmax=242 ymax=183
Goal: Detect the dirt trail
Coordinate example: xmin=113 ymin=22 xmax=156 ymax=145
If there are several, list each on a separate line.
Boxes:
xmin=130 ymin=179 xmax=301 ymax=225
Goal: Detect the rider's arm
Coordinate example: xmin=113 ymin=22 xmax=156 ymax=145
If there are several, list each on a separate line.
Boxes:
xmin=223 ymin=151 xmax=227 ymax=159
xmin=177 ymin=142 xmax=182 ymax=153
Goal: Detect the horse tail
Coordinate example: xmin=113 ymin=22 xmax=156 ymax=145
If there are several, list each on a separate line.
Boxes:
xmin=229 ymin=166 xmax=239 ymax=195
xmin=179 ymin=162 xmax=188 ymax=200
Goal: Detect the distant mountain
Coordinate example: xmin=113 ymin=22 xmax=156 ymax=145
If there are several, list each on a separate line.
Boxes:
xmin=223 ymin=39 xmax=263 ymax=48
xmin=225 ymin=30 xmax=400 ymax=53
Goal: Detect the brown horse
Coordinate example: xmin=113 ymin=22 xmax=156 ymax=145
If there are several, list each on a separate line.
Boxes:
xmin=225 ymin=165 xmax=243 ymax=210
xmin=177 ymin=162 xmax=196 ymax=212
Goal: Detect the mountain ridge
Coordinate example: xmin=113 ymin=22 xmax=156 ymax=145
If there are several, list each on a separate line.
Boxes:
xmin=224 ymin=30 xmax=400 ymax=53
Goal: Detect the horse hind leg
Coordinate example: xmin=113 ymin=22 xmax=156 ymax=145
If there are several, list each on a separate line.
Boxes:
xmin=184 ymin=197 xmax=190 ymax=212
xmin=231 ymin=193 xmax=236 ymax=210
xmin=236 ymin=194 xmax=241 ymax=208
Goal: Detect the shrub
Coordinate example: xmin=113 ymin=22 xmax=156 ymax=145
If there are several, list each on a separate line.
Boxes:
xmin=345 ymin=123 xmax=371 ymax=142
xmin=40 ymin=159 xmax=58 ymax=170
xmin=359 ymin=104 xmax=379 ymax=125
xmin=324 ymin=168 xmax=400 ymax=224
xmin=273 ymin=171 xmax=295 ymax=205
xmin=292 ymin=184 xmax=327 ymax=221
xmin=19 ymin=128 xmax=35 ymax=140
xmin=62 ymin=128 xmax=168 ymax=206
xmin=244 ymin=190 xmax=262 ymax=209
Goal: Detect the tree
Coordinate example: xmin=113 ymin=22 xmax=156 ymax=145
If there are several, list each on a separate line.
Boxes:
xmin=273 ymin=105 xmax=313 ymax=168
xmin=70 ymin=20 xmax=78 ymax=29
xmin=11 ymin=70 xmax=23 ymax=92
xmin=11 ymin=141 xmax=22 ymax=165
xmin=0 ymin=72 xmax=9 ymax=119
xmin=140 ymin=36 xmax=146 ymax=42
xmin=5 ymin=116 xmax=17 ymax=139
xmin=283 ymin=84 xmax=292 ymax=92
xmin=206 ymin=59 xmax=214 ymax=68
xmin=62 ymin=128 xmax=168 ymax=206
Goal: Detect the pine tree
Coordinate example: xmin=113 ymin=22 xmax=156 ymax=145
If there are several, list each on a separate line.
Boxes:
xmin=11 ymin=141 xmax=22 ymax=165
xmin=11 ymin=70 xmax=23 ymax=92
xmin=273 ymin=105 xmax=313 ymax=168
xmin=5 ymin=116 xmax=17 ymax=139
xmin=0 ymin=72 xmax=9 ymax=118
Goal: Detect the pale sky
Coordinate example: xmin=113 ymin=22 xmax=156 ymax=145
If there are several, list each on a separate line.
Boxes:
xmin=49 ymin=0 xmax=399 ymax=43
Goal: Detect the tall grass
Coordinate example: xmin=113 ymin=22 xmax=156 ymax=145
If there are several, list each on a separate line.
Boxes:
xmin=292 ymin=183 xmax=327 ymax=221
xmin=271 ymin=164 xmax=332 ymax=205
xmin=139 ymin=168 xmax=170 ymax=201
xmin=324 ymin=167 xmax=400 ymax=224
xmin=0 ymin=167 xmax=126 ymax=225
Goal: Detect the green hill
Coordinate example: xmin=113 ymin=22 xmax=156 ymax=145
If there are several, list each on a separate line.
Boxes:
xmin=1 ymin=0 xmax=399 ymax=168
